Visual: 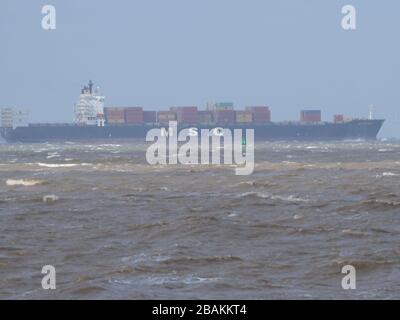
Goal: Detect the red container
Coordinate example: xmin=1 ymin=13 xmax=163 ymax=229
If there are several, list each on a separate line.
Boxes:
xmin=177 ymin=106 xmax=198 ymax=123
xmin=143 ymin=111 xmax=157 ymax=123
xmin=125 ymin=107 xmax=144 ymax=124
xmin=301 ymin=110 xmax=321 ymax=122
xmin=214 ymin=110 xmax=235 ymax=123
xmin=176 ymin=106 xmax=197 ymax=112
xmin=246 ymin=106 xmax=271 ymax=123
xmin=105 ymin=108 xmax=125 ymax=123
xmin=253 ymin=111 xmax=271 ymax=123
xmin=106 ymin=111 xmax=124 ymax=116
xmin=334 ymin=114 xmax=344 ymax=122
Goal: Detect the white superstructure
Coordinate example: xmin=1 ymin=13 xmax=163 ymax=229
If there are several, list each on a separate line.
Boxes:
xmin=74 ymin=81 xmax=105 ymax=126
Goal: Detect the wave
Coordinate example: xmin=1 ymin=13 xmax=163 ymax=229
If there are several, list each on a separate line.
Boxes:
xmin=36 ymin=163 xmax=92 ymax=168
xmin=380 ymin=172 xmax=400 ymax=177
xmin=46 ymin=152 xmax=60 ymax=159
xmin=338 ymin=198 xmax=400 ymax=211
xmin=238 ymin=192 xmax=309 ymax=203
xmin=122 ymin=253 xmax=241 ymax=267
xmin=143 ymin=275 xmax=219 ymax=285
xmin=43 ymin=194 xmax=59 ymax=203
xmin=6 ymin=179 xmax=45 ymax=186
xmin=112 ymin=275 xmax=219 ymax=286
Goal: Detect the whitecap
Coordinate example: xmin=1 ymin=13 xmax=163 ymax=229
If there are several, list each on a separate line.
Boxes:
xmin=43 ymin=194 xmax=59 ymax=203
xmin=37 ymin=163 xmax=78 ymax=168
xmin=36 ymin=163 xmax=92 ymax=168
xmin=376 ymin=172 xmax=399 ymax=178
xmin=6 ymin=179 xmax=44 ymax=186
xmin=46 ymin=152 xmax=60 ymax=159
xmin=382 ymin=172 xmax=399 ymax=177
xmin=238 ymin=191 xmax=309 ymax=202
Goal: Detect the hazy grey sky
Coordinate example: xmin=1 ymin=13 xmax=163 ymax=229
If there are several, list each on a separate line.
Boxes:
xmin=1 ymin=0 xmax=399 ymax=137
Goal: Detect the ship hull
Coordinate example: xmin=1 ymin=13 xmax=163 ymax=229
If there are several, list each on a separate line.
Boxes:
xmin=1 ymin=120 xmax=384 ymax=143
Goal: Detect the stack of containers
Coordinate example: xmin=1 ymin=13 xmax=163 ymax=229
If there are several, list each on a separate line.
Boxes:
xmin=246 ymin=106 xmax=271 ymax=123
xmin=143 ymin=111 xmax=157 ymax=123
xmin=104 ymin=107 xmax=125 ymax=124
xmin=198 ymin=111 xmax=213 ymax=124
xmin=214 ymin=102 xmax=234 ymax=110
xmin=214 ymin=102 xmax=235 ymax=124
xmin=158 ymin=111 xmax=177 ymax=124
xmin=300 ymin=110 xmax=321 ymax=123
xmin=334 ymin=114 xmax=344 ymax=123
xmin=215 ymin=110 xmax=235 ymax=123
xmin=176 ymin=106 xmax=198 ymax=123
xmin=235 ymin=111 xmax=253 ymax=123
xmin=125 ymin=107 xmax=144 ymax=124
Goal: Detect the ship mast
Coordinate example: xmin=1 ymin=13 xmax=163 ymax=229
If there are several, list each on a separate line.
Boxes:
xmin=368 ymin=104 xmax=374 ymax=120
xmin=88 ymin=80 xmax=93 ymax=94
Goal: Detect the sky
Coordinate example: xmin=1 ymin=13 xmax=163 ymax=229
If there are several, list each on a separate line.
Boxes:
xmin=0 ymin=0 xmax=399 ymax=137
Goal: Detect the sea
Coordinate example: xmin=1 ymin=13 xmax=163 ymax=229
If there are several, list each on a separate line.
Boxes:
xmin=0 ymin=140 xmax=400 ymax=299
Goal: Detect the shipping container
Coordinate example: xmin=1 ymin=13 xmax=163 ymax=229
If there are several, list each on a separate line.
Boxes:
xmin=214 ymin=102 xmax=234 ymax=111
xmin=301 ymin=110 xmax=321 ymax=122
xmin=214 ymin=110 xmax=235 ymax=123
xmin=334 ymin=114 xmax=344 ymax=123
xmin=143 ymin=111 xmax=157 ymax=123
xmin=105 ymin=107 xmax=125 ymax=112
xmin=176 ymin=106 xmax=198 ymax=123
xmin=105 ymin=112 xmax=125 ymax=117
xmin=158 ymin=111 xmax=177 ymax=123
xmin=104 ymin=107 xmax=125 ymax=124
xmin=235 ymin=111 xmax=253 ymax=123
xmin=216 ymin=102 xmax=234 ymax=107
xmin=245 ymin=106 xmax=269 ymax=112
xmin=125 ymin=107 xmax=143 ymax=112
xmin=177 ymin=106 xmax=197 ymax=112
xmin=198 ymin=111 xmax=213 ymax=123
xmin=246 ymin=106 xmax=271 ymax=123
xmin=106 ymin=118 xmax=125 ymax=124
xmin=125 ymin=107 xmax=144 ymax=124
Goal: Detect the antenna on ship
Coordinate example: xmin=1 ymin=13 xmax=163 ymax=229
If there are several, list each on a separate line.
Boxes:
xmin=368 ymin=104 xmax=374 ymax=120
xmin=88 ymin=80 xmax=94 ymax=94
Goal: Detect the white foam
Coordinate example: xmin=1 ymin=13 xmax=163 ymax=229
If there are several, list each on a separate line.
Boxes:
xmin=46 ymin=152 xmax=60 ymax=159
xmin=43 ymin=194 xmax=59 ymax=203
xmin=6 ymin=179 xmax=44 ymax=186
xmin=36 ymin=163 xmax=92 ymax=168
xmin=376 ymin=172 xmax=400 ymax=178
xmin=382 ymin=172 xmax=399 ymax=177
xmin=37 ymin=163 xmax=78 ymax=168
xmin=238 ymin=191 xmax=309 ymax=202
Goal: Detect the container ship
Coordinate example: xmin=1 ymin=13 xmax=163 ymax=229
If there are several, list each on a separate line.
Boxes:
xmin=1 ymin=81 xmax=384 ymax=143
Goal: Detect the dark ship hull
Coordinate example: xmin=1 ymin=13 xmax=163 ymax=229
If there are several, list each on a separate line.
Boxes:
xmin=1 ymin=119 xmax=384 ymax=143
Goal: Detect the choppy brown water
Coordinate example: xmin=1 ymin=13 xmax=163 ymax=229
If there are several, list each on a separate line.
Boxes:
xmin=1 ymin=140 xmax=400 ymax=299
